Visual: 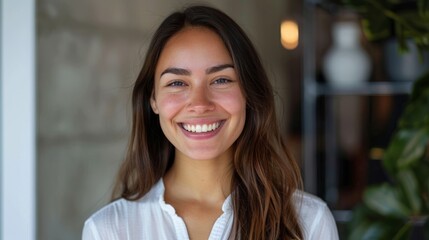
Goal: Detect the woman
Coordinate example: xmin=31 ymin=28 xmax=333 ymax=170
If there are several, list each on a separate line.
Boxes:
xmin=83 ymin=5 xmax=338 ymax=240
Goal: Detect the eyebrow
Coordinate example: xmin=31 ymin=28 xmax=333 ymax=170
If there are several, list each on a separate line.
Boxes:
xmin=160 ymin=64 xmax=234 ymax=77
xmin=160 ymin=68 xmax=191 ymax=77
xmin=206 ymin=64 xmax=234 ymax=74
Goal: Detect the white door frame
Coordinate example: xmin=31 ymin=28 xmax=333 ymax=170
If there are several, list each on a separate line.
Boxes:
xmin=1 ymin=0 xmax=36 ymax=239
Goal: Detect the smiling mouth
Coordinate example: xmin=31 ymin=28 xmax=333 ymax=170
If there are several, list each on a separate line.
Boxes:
xmin=181 ymin=121 xmax=223 ymax=133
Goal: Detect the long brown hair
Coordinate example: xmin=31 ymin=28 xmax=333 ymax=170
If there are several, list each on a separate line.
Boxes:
xmin=113 ymin=5 xmax=303 ymax=239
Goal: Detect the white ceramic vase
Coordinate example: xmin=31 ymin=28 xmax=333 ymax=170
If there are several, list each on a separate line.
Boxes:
xmin=323 ymin=22 xmax=371 ymax=86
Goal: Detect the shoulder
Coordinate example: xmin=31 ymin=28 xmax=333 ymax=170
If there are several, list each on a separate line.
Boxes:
xmin=82 ymin=182 xmax=163 ymax=240
xmin=294 ymin=191 xmax=327 ymax=215
xmin=293 ymin=191 xmax=339 ymax=240
xmin=88 ymin=184 xmax=161 ymax=224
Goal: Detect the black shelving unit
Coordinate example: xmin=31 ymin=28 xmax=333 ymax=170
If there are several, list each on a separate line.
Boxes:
xmin=301 ymin=0 xmax=413 ymax=225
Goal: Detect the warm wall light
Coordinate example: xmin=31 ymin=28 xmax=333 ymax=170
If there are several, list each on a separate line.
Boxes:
xmin=281 ymin=20 xmax=299 ymax=50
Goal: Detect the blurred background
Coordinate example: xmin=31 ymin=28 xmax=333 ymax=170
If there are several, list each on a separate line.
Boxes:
xmin=2 ymin=0 xmax=428 ymax=239
xmin=37 ymin=0 xmax=301 ymax=239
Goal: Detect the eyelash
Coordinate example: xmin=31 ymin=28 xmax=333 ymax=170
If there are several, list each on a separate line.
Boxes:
xmin=166 ymin=81 xmax=186 ymax=87
xmin=165 ymin=78 xmax=232 ymax=87
xmin=212 ymin=78 xmax=232 ymax=85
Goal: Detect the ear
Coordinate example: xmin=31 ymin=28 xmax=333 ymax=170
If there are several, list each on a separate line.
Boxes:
xmin=150 ymin=93 xmax=159 ymax=114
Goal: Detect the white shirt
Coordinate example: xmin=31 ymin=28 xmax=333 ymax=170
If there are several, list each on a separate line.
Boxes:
xmin=83 ymin=180 xmax=338 ymax=240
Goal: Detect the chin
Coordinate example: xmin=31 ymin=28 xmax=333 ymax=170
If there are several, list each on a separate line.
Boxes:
xmin=182 ymin=149 xmax=228 ymax=161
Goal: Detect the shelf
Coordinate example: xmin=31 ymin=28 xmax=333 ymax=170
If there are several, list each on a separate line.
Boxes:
xmin=316 ymin=81 xmax=413 ymax=96
xmin=301 ymin=1 xmax=417 ymax=237
xmin=304 ymin=81 xmax=413 ymax=97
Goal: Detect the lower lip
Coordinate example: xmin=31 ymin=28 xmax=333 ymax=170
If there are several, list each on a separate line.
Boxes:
xmin=180 ymin=121 xmax=224 ymax=140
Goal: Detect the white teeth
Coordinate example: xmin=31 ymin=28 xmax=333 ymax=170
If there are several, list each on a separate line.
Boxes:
xmin=183 ymin=122 xmax=221 ymax=133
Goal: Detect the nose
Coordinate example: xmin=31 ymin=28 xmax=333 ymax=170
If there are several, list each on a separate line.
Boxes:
xmin=187 ymin=85 xmax=215 ymax=113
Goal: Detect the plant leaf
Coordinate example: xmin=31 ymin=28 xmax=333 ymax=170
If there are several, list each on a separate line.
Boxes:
xmin=343 ymin=0 xmax=393 ymax=41
xmin=364 ymin=184 xmax=410 ymax=217
xmin=361 ymin=8 xmax=392 ymax=41
xmin=383 ymin=126 xmax=429 ymax=176
xmin=418 ymin=0 xmax=429 ymax=17
xmin=410 ymin=70 xmax=429 ymax=102
xmin=397 ymin=170 xmax=422 ymax=214
xmin=398 ymin=101 xmax=429 ymax=129
xmin=395 ymin=21 xmax=409 ymax=52
xmin=383 ymin=130 xmax=413 ymax=175
xmin=413 ymin=162 xmax=429 ymax=212
xmin=397 ymin=129 xmax=429 ymax=168
xmin=392 ymin=222 xmax=412 ymax=240
xmin=349 ymin=222 xmax=390 ymax=240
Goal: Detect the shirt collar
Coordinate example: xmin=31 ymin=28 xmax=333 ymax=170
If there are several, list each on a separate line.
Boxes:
xmin=157 ymin=178 xmax=233 ymax=214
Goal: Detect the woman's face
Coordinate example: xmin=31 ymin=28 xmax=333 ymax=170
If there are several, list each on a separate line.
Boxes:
xmin=151 ymin=27 xmax=246 ymax=161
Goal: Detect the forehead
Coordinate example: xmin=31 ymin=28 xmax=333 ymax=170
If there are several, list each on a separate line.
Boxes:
xmin=165 ymin=26 xmax=225 ymax=50
xmin=155 ymin=26 xmax=233 ymax=74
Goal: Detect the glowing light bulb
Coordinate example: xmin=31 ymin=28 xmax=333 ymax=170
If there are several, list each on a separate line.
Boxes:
xmin=281 ymin=20 xmax=299 ymax=50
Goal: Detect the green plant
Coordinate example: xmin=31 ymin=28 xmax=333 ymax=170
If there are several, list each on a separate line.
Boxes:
xmin=348 ymin=73 xmax=429 ymax=239
xmin=343 ymin=0 xmax=429 ymax=55
xmin=328 ymin=1 xmax=429 ymax=238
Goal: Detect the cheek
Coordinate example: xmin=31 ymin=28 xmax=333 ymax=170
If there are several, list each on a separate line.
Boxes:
xmin=216 ymin=90 xmax=246 ymax=116
xmin=156 ymin=94 xmax=186 ymax=119
xmin=221 ymin=92 xmax=246 ymax=140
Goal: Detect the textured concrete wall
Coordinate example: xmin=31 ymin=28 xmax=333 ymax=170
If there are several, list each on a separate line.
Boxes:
xmin=37 ymin=1 xmax=290 ymax=239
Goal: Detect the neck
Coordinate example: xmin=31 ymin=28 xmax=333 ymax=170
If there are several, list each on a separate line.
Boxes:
xmin=163 ymin=150 xmax=233 ymax=203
